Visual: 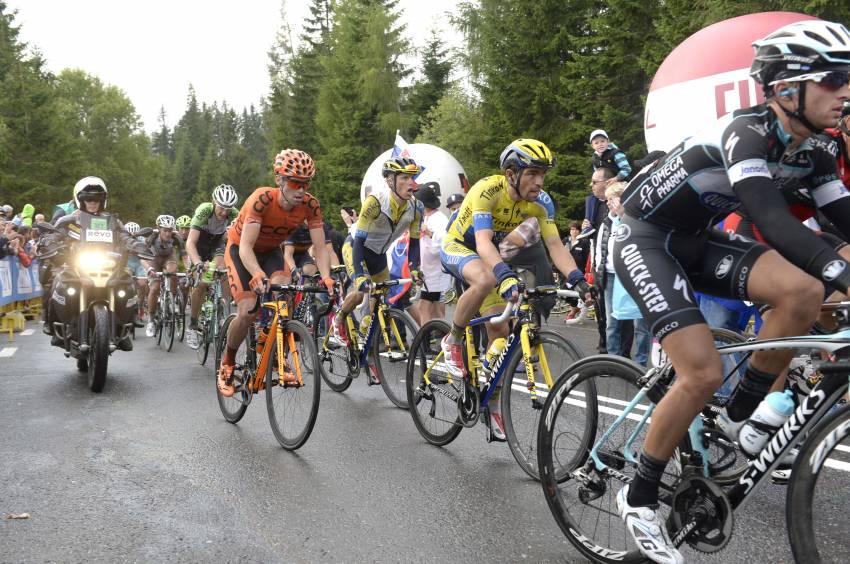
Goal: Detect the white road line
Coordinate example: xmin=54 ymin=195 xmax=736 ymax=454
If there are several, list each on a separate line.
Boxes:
xmin=0 ymin=347 xmax=17 ymax=357
xmin=20 ymin=329 xmax=34 ymax=336
xmin=824 ymin=458 xmax=850 ymax=472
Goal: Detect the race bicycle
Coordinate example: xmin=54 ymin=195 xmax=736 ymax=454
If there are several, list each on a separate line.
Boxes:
xmin=537 ymin=302 xmax=850 ymax=562
xmin=150 ymin=271 xmax=186 ymax=352
xmin=316 ymin=275 xmax=418 ymax=409
xmin=194 ymin=266 xmax=229 ymax=366
xmin=215 ymin=282 xmax=326 ymax=450
xmin=405 ymin=284 xmax=584 ymax=479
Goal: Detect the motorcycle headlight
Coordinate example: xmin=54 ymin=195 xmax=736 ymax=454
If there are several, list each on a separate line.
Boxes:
xmin=77 ymin=251 xmax=116 ymax=270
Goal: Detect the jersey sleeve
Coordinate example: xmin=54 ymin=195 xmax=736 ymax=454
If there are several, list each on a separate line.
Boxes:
xmin=354 ymin=195 xmax=381 ymax=239
xmin=305 ymin=195 xmax=323 ymax=230
xmin=243 ymin=189 xmax=275 ymax=225
xmin=807 ymin=141 xmax=849 ymax=208
xmin=534 ymin=191 xmax=559 ymax=239
xmin=408 ymin=201 xmax=423 ymax=240
xmin=721 ymin=114 xmax=773 ymax=187
xmin=470 ymin=178 xmax=498 ymax=232
xmin=190 ymin=203 xmax=213 ymax=230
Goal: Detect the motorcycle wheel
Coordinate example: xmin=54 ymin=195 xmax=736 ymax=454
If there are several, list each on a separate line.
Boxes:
xmin=88 ymin=305 xmax=110 ymax=393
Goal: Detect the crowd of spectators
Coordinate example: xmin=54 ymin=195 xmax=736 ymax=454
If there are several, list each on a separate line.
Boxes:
xmin=0 ymin=204 xmax=39 ymax=267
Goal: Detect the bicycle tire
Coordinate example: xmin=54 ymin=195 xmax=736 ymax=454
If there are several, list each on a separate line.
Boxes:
xmin=163 ymin=294 xmax=175 ymax=352
xmin=176 ymin=290 xmax=186 ymax=342
xmin=265 ymin=320 xmax=321 ymax=450
xmin=215 ymin=314 xmax=248 ymax=423
xmin=405 ymin=319 xmax=463 ymax=446
xmin=787 ymin=402 xmax=850 ymax=564
xmin=318 ymin=311 xmax=354 ymax=393
xmin=501 ymin=329 xmax=584 ymax=480
xmin=374 ymin=308 xmax=418 ymax=409
xmin=155 ymin=307 xmax=164 ymax=346
xmin=537 ymin=355 xmax=651 ymax=564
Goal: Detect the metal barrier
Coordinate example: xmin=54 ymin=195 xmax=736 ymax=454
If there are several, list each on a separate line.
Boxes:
xmin=0 ymin=256 xmax=42 ymax=340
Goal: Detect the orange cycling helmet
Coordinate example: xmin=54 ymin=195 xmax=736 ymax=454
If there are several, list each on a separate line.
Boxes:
xmin=273 ymin=149 xmax=316 ymax=181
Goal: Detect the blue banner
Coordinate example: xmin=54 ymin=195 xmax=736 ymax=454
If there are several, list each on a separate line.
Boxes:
xmin=0 ymin=256 xmax=42 ymax=307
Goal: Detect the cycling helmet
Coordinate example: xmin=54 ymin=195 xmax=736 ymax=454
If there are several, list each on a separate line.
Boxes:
xmin=212 ymin=184 xmax=238 ymax=208
xmin=176 ymin=215 xmax=192 ymax=229
xmin=382 ymin=156 xmax=421 ymax=177
xmin=73 ymin=176 xmax=108 ymax=210
xmin=499 ymin=139 xmax=556 ymax=171
xmin=155 ymin=215 xmax=176 ymax=229
xmin=124 ymin=221 xmax=140 ymax=235
xmin=446 ymin=193 xmax=464 ymax=207
xmin=273 ymin=149 xmax=316 ymax=181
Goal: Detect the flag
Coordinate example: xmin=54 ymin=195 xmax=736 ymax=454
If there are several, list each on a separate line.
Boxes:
xmin=390 ymin=131 xmax=425 ymax=183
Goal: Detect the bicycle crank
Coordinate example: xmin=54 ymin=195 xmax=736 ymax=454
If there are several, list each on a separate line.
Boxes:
xmin=457 ymin=381 xmax=480 ymax=428
xmin=668 ymin=476 xmax=733 ymax=553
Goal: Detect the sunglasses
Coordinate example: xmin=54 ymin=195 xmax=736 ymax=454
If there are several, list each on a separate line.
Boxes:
xmin=277 ymin=175 xmax=310 ymax=191
xmin=784 ymin=70 xmax=850 ymax=91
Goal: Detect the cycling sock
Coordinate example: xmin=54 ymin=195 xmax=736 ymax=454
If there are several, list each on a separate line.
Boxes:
xmin=627 ymin=451 xmax=666 ymax=507
xmin=222 ymin=346 xmax=238 ymax=367
xmin=726 ymin=365 xmax=777 ymax=422
xmin=450 ymin=324 xmax=464 ymax=341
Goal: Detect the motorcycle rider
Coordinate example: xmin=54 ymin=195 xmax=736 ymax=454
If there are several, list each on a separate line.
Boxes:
xmin=42 ymin=177 xmax=150 ymax=351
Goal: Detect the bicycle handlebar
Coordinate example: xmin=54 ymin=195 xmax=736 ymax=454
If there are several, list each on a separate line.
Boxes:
xmin=248 ymin=283 xmax=329 ymax=314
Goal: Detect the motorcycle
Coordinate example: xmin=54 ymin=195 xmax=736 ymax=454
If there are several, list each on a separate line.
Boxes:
xmin=37 ymin=214 xmax=153 ymax=392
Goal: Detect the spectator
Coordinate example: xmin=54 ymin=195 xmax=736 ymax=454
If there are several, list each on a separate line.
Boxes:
xmin=589 ymin=129 xmax=633 ymax=181
xmin=446 ymin=193 xmax=464 ymax=215
xmin=0 ymin=204 xmax=12 ymax=220
xmin=606 ymin=182 xmax=650 ymax=365
xmin=564 ymin=221 xmax=591 ymax=322
xmin=34 ymin=213 xmax=45 ymax=225
xmin=413 ymin=183 xmax=451 ymax=325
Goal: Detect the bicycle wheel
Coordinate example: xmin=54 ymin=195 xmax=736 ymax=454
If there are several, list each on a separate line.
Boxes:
xmin=501 ymin=329 xmax=584 ymax=480
xmin=163 ymin=294 xmax=176 ymax=352
xmin=318 ymin=311 xmax=354 ymax=393
xmin=406 ymin=319 xmax=463 ymax=446
xmin=787 ymin=402 xmax=850 ymax=564
xmin=176 ymin=290 xmax=186 ymax=342
xmin=215 ymin=314 xmax=249 ymax=423
xmin=265 ymin=320 xmax=321 ymax=450
xmin=155 ymin=306 xmax=164 ymax=346
xmin=537 ymin=355 xmax=673 ymax=564
xmin=373 ymin=308 xmax=418 ymax=409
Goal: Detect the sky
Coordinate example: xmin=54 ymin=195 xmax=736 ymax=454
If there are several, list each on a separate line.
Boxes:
xmin=7 ymin=0 xmax=464 ymax=134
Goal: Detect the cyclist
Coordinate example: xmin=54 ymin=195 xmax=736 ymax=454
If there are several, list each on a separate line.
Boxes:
xmin=439 ymin=139 xmax=593 ymax=439
xmin=143 ymin=215 xmax=188 ymax=338
xmin=124 ymin=221 xmax=148 ymax=325
xmin=185 ymin=184 xmax=239 ymax=349
xmin=336 ymin=156 xmax=424 ymax=355
xmin=217 ymin=149 xmax=334 ymax=397
xmin=176 ymin=215 xmax=192 ymax=243
xmin=284 ymin=220 xmax=338 ymax=280
xmin=611 ymin=21 xmax=850 ymax=563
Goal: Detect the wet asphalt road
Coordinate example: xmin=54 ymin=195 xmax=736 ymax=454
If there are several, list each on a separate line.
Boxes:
xmin=0 ymin=314 xmax=843 ymax=563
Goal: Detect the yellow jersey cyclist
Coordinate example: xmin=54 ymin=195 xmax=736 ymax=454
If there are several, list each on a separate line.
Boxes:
xmin=335 ymin=156 xmax=424 ymax=350
xmin=612 ymin=21 xmax=850 ymax=564
xmin=185 ymin=184 xmax=240 ymax=350
xmin=439 ymin=139 xmax=593 ymax=439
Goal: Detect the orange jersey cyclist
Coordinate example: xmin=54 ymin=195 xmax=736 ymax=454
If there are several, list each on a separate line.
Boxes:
xmin=217 ymin=149 xmax=335 ymax=397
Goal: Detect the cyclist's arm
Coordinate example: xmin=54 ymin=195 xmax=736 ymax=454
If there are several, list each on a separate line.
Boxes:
xmin=351 ymin=195 xmax=381 ymax=278
xmin=308 ymin=226 xmax=331 ymax=280
xmin=186 ymin=228 xmax=202 ymax=266
xmin=283 ymin=243 xmax=296 ymax=273
xmin=545 ymin=233 xmax=581 ymax=279
xmin=236 ymin=223 xmax=265 ymax=281
xmin=736 ymin=176 xmax=850 ymax=293
xmin=818 ymin=196 xmax=850 ymax=242
xmin=473 ymin=228 xmax=504 ymax=271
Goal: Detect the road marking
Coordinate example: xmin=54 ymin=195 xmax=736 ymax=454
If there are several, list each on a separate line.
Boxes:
xmin=21 ymin=329 xmax=34 ymax=336
xmin=825 ymin=458 xmax=850 ymax=472
xmin=0 ymin=348 xmax=17 ymax=357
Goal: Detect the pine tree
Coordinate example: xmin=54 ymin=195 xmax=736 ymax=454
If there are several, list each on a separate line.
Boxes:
xmin=405 ymin=30 xmax=452 ymax=139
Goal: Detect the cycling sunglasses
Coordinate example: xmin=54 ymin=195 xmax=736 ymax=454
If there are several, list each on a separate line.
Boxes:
xmin=783 ymin=70 xmax=850 ymax=91
xmin=276 ymin=174 xmax=311 ymax=191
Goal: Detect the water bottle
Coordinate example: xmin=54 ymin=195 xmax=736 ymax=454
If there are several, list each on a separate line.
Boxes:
xmin=738 ymin=390 xmax=795 ymax=456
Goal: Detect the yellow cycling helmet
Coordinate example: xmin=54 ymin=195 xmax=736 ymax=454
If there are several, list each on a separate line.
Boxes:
xmin=382 ymin=156 xmax=421 ymax=177
xmin=499 ymin=138 xmax=556 ymax=171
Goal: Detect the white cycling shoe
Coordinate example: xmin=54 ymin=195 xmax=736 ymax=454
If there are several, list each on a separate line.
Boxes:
xmin=617 ymin=486 xmax=683 ymax=564
xmin=145 ymin=322 xmax=156 ymax=338
xmin=185 ymin=328 xmax=200 ymax=350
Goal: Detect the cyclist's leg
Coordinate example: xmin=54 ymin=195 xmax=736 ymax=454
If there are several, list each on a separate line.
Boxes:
xmin=147 ymin=257 xmax=164 ymax=317
xmin=165 ymin=259 xmax=178 ymax=294
xmin=339 ymin=237 xmax=363 ymax=316
xmin=440 ymin=241 xmax=495 ymax=334
xmin=213 ymin=238 xmax=230 ymax=303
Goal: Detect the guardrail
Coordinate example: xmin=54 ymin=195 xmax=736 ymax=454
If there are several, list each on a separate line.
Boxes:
xmin=0 ymin=256 xmax=42 ymax=339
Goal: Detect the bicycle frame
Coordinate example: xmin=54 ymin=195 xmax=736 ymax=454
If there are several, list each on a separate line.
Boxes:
xmin=247 ymin=296 xmax=304 ymax=391
xmin=585 ymin=330 xmax=850 ymax=511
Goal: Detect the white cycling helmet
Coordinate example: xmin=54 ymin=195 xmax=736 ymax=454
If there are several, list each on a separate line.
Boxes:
xmin=124 ymin=221 xmax=140 ymax=235
xmin=155 ymin=215 xmax=176 ymax=229
xmin=73 ymin=176 xmax=108 ymax=210
xmin=212 ymin=184 xmax=238 ymax=208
